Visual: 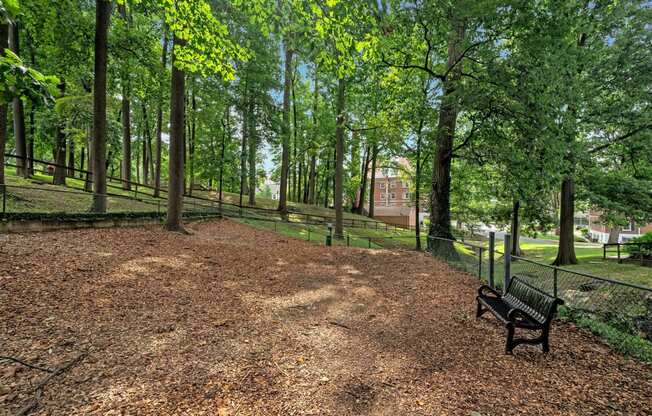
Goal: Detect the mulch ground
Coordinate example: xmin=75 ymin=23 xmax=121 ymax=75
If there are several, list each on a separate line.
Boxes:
xmin=1 ymin=219 xmax=650 ymax=415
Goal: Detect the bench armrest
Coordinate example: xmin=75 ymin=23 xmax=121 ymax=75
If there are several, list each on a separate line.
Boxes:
xmin=507 ymin=307 xmax=538 ymax=324
xmin=478 ymin=285 xmax=501 ymax=298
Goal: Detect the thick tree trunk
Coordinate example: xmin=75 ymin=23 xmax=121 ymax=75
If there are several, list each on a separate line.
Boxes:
xmin=53 ymin=80 xmax=67 ymax=185
xmin=90 ymin=0 xmax=111 ymax=212
xmin=354 ymin=145 xmax=370 ymax=215
xmin=166 ymin=34 xmax=186 ymax=231
xmin=323 ymin=151 xmax=331 ymax=208
xmin=0 ymin=25 xmax=6 ymax=187
xmin=334 ymin=78 xmax=346 ymax=239
xmin=553 ymin=177 xmax=578 ymax=265
xmin=308 ymin=155 xmax=317 ymax=204
xmin=27 ymin=103 xmax=34 ymax=175
xmin=428 ymin=18 xmax=465 ymax=240
xmin=510 ymin=199 xmax=522 ymax=256
xmin=121 ymin=90 xmax=131 ymax=189
xmin=415 ymin=122 xmax=423 ymax=250
xmin=608 ymin=226 xmax=621 ymax=244
xmin=248 ymin=102 xmax=257 ymax=206
xmin=67 ymin=137 xmax=75 ymax=177
xmin=278 ymin=38 xmax=293 ymax=215
xmin=9 ymin=22 xmax=27 ymax=178
xmin=368 ymin=145 xmax=377 ymax=218
xmin=154 ymin=29 xmax=168 ymax=197
xmin=239 ymin=94 xmax=248 ymax=207
xmin=188 ymin=88 xmax=196 ymax=195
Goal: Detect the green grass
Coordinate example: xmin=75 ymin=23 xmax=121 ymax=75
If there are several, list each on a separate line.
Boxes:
xmin=513 ymin=242 xmax=652 ymax=287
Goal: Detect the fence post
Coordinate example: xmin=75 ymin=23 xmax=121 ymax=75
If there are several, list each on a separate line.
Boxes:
xmin=478 ymin=247 xmax=483 ymax=280
xmin=308 ymin=227 xmax=311 ymax=241
xmin=504 ymin=234 xmax=511 ymax=290
xmin=368 ymin=237 xmax=371 ymax=248
xmin=603 ymin=244 xmax=606 ymax=260
xmin=617 ymin=244 xmax=621 ymax=264
xmin=553 ymin=268 xmax=558 ymax=299
xmin=488 ymin=231 xmax=495 ymax=288
xmin=1 ymin=184 xmax=6 ymax=216
xmin=347 ymin=235 xmax=350 ymax=247
xmin=326 ymin=224 xmax=332 ymax=246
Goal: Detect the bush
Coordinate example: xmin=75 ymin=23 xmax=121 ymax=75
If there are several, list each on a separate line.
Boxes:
xmin=558 ymin=308 xmax=652 ymax=363
xmin=625 ymin=232 xmax=652 ymax=258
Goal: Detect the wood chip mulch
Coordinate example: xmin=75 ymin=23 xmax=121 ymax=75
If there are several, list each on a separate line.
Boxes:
xmin=0 ymin=219 xmax=650 ymax=415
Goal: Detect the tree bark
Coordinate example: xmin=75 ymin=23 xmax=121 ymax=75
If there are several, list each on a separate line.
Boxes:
xmin=247 ymin=101 xmax=257 ymax=206
xmin=188 ymin=87 xmax=196 ymax=195
xmin=278 ymin=37 xmax=293 ymax=215
xmin=118 ymin=4 xmax=131 ymax=190
xmin=90 ymin=0 xmax=111 ymax=212
xmin=334 ymin=78 xmax=346 ymax=239
xmin=415 ymin=120 xmax=423 ymax=250
xmin=0 ymin=24 xmax=7 ymax=187
xmin=354 ymin=145 xmax=370 ymax=215
xmin=608 ymin=226 xmax=621 ymax=244
xmin=53 ymin=80 xmax=67 ymax=185
xmin=368 ymin=145 xmax=378 ymax=218
xmin=553 ymin=177 xmax=578 ymax=265
xmin=67 ymin=136 xmax=75 ymax=177
xmin=428 ymin=17 xmax=465 ymax=240
xmin=239 ymin=92 xmax=248 ymax=207
xmin=510 ymin=199 xmax=522 ymax=256
xmin=166 ymin=34 xmax=186 ymax=231
xmin=154 ymin=28 xmax=168 ymax=197
xmin=9 ymin=22 xmax=27 ymax=178
xmin=142 ymin=103 xmax=152 ymax=185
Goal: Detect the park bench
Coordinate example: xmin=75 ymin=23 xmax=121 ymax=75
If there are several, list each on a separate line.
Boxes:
xmin=476 ymin=276 xmax=564 ymax=354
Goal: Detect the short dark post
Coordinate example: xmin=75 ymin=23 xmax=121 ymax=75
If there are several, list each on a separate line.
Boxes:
xmin=617 ymin=244 xmax=621 ymax=264
xmin=1 ymin=184 xmax=6 ymax=215
xmin=603 ymin=244 xmax=606 ymax=260
xmin=307 ymin=227 xmax=311 ymax=241
xmin=368 ymin=237 xmax=372 ymax=248
xmin=478 ymin=247 xmax=483 ymax=279
xmin=347 ymin=235 xmax=350 ymax=247
xmin=553 ymin=268 xmax=558 ymax=299
xmin=504 ymin=234 xmax=511 ymax=290
xmin=326 ymin=223 xmax=332 ymax=246
xmin=135 ymin=183 xmax=138 ymax=199
xmin=488 ymin=231 xmax=495 ymax=288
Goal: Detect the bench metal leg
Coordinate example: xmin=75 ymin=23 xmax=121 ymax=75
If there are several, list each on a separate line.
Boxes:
xmin=505 ymin=324 xmax=515 ymax=354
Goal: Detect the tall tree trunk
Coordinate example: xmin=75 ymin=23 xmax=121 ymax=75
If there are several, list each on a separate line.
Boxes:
xmin=0 ymin=24 xmax=7 ymax=187
xmin=118 ymin=4 xmax=131 ymax=190
xmin=67 ymin=136 xmax=75 ymax=177
xmin=334 ymin=78 xmax=346 ymax=239
xmin=27 ymin=103 xmax=34 ymax=175
xmin=188 ymin=87 xmax=196 ymax=195
xmin=510 ymin=199 xmax=522 ymax=256
xmin=53 ymin=83 xmax=67 ymax=185
xmin=278 ymin=37 xmax=293 ymax=215
xmin=154 ymin=29 xmax=168 ymax=197
xmin=323 ymin=151 xmax=331 ymax=208
xmin=553 ymin=178 xmax=578 ymax=265
xmin=247 ymin=101 xmax=257 ymax=206
xmin=84 ymin=128 xmax=92 ymax=191
xmin=291 ymin=74 xmax=299 ymax=202
xmin=415 ymin=120 xmax=423 ymax=250
xmin=142 ymin=103 xmax=152 ymax=185
xmin=219 ymin=106 xmax=229 ymax=205
xmin=428 ymin=17 xmax=465 ymax=240
xmin=90 ymin=0 xmax=111 ymax=212
xmin=308 ymin=155 xmax=317 ymax=204
xmin=9 ymin=22 xmax=27 ymax=178
xmin=166 ymin=34 xmax=186 ymax=231
xmin=354 ymin=145 xmax=370 ymax=215
xmin=607 ymin=226 xmax=621 ymax=244
xmin=368 ymin=145 xmax=377 ymax=218
xmin=239 ymin=93 xmax=248 ymax=207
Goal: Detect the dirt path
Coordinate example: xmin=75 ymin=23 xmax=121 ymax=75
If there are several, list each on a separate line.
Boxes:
xmin=1 ymin=219 xmax=650 ymax=415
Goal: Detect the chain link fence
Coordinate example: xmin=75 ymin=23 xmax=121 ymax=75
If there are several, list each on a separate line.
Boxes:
xmin=425 ymin=232 xmax=652 ymax=342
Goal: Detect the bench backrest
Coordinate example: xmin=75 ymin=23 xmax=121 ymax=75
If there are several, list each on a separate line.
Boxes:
xmin=504 ymin=276 xmax=562 ymax=324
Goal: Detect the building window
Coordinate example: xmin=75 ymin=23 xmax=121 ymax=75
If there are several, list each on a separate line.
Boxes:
xmin=379 ymin=194 xmax=386 ymax=200
xmin=390 ymin=182 xmax=396 ymax=188
xmin=390 ymin=192 xmax=396 ymax=199
xmin=404 ymin=193 xmax=410 ymax=200
xmin=623 ymin=221 xmax=634 ymax=232
xmin=379 ymin=183 xmax=385 ymax=189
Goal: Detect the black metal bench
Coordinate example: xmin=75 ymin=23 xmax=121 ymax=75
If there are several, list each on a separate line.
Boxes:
xmin=476 ymin=276 xmax=563 ymax=354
